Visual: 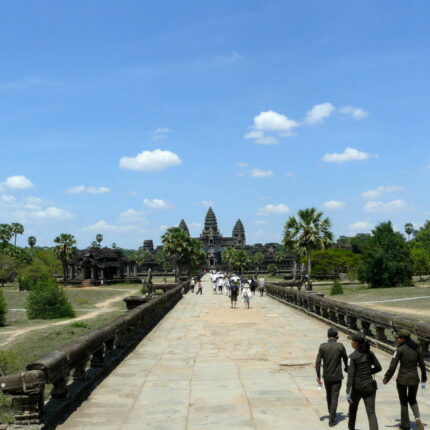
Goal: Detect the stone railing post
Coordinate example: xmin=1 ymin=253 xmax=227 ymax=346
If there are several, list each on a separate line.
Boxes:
xmin=375 ymin=326 xmax=387 ymax=342
xmin=347 ymin=315 xmax=358 ymax=331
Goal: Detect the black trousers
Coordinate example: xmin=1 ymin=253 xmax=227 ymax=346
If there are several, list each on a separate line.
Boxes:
xmin=324 ymin=380 xmax=342 ymax=422
xmin=196 ymin=288 xmax=202 ymax=295
xmin=348 ymin=389 xmax=378 ymax=430
xmin=396 ymin=383 xmax=420 ymax=428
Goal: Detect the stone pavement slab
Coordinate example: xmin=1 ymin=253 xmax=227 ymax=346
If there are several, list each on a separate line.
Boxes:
xmin=58 ymin=276 xmax=430 ymax=429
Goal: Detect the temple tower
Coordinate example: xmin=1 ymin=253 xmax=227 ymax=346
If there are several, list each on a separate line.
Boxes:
xmin=178 ymin=219 xmax=190 ymax=236
xmin=232 ymin=219 xmax=246 ymax=246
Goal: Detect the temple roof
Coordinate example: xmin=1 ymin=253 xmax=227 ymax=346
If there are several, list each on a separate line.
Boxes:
xmin=178 ymin=219 xmax=190 ymax=236
xmin=233 ymin=219 xmax=245 ymax=237
xmin=204 ymin=207 xmax=218 ymax=231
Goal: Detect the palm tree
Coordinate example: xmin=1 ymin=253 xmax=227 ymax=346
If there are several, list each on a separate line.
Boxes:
xmin=54 ymin=233 xmax=77 ymax=286
xmin=28 ymin=236 xmax=37 ymax=251
xmin=404 ymin=223 xmax=414 ymax=241
xmin=11 ymin=223 xmax=24 ymax=246
xmin=253 ymin=252 xmax=264 ymax=277
xmin=0 ymin=224 xmax=13 ymax=246
xmin=96 ymin=234 xmax=103 ymax=246
xmin=283 ymin=208 xmax=333 ymax=290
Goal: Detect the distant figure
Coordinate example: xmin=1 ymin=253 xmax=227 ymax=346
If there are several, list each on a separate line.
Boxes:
xmin=163 ymin=277 xmax=167 ymax=285
xmin=347 ymin=333 xmax=381 ymax=430
xmin=315 ymin=327 xmax=349 ymax=427
xmin=383 ymin=329 xmax=427 ymax=430
xmin=250 ymin=277 xmax=256 ymax=295
xmin=230 ymin=280 xmax=239 ymax=308
xmin=212 ymin=279 xmax=217 ymax=294
xmin=258 ymin=277 xmax=265 ymax=296
xmin=196 ymin=280 xmax=203 ymax=295
xmin=223 ymin=277 xmax=230 ymax=296
xmin=217 ymin=277 xmax=223 ymax=294
xmin=241 ymin=283 xmax=252 ymax=309
xmin=190 ymin=278 xmax=195 ymax=293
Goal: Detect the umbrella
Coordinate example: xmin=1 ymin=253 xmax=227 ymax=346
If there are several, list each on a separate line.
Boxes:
xmin=230 ymin=275 xmax=240 ymax=281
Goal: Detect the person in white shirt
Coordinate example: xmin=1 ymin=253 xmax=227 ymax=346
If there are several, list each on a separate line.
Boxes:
xmin=241 ymin=283 xmax=252 ymax=309
xmin=217 ymin=277 xmax=224 ymax=294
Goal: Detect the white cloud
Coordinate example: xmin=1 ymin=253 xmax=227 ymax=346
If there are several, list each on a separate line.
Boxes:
xmin=339 ymin=106 xmax=368 ymax=119
xmin=245 ymin=110 xmax=298 ymax=145
xmin=255 ymin=220 xmax=266 ymax=225
xmin=323 ymin=147 xmax=376 ymax=163
xmin=23 ymin=197 xmax=47 ymax=210
xmin=304 ymin=102 xmax=335 ymax=125
xmin=361 ymin=185 xmax=402 ymax=199
xmin=118 ymin=209 xmax=147 ymax=224
xmin=364 ymin=199 xmax=407 ymax=213
xmin=201 ymin=200 xmax=214 ymax=207
xmin=84 ymin=220 xmax=135 ymax=232
xmin=250 ymin=168 xmax=274 ymax=178
xmin=4 ymin=175 xmax=34 ymax=190
xmin=32 ymin=207 xmax=74 ymax=220
xmin=236 ymin=162 xmax=248 ymax=168
xmin=159 ymin=225 xmax=168 ymax=231
xmin=253 ymin=110 xmax=298 ymax=133
xmin=257 ymin=203 xmax=290 ymax=216
xmin=152 ymin=127 xmax=172 ymax=141
xmin=286 ymin=172 xmax=296 ymax=178
xmin=143 ymin=198 xmax=173 ymax=209
xmin=1 ymin=194 xmax=17 ymax=203
xmin=349 ymin=221 xmax=373 ymax=231
xmin=67 ymin=185 xmax=110 ymax=194
xmin=119 ymin=149 xmax=182 ymax=172
xmin=323 ymin=201 xmax=346 ymax=210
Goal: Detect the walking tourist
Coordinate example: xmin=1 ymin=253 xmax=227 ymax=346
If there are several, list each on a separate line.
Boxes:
xmin=190 ymin=277 xmax=195 ymax=293
xmin=315 ymin=327 xmax=349 ymax=427
xmin=212 ymin=278 xmax=217 ymax=294
xmin=250 ymin=276 xmax=257 ymax=296
xmin=196 ymin=280 xmax=203 ymax=295
xmin=383 ymin=329 xmax=427 ymax=430
xmin=346 ymin=333 xmax=381 ymax=430
xmin=217 ymin=276 xmax=224 ymax=294
xmin=223 ymin=276 xmax=230 ymax=295
xmin=241 ymin=282 xmax=252 ymax=309
xmin=230 ymin=280 xmax=239 ymax=308
xmin=258 ymin=277 xmax=265 ymax=296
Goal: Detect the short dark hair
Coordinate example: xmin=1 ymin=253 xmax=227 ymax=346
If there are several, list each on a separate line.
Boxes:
xmin=327 ymin=327 xmax=338 ymax=338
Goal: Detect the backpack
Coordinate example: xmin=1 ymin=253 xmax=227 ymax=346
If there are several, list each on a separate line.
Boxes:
xmin=243 ymin=289 xmax=249 ymax=297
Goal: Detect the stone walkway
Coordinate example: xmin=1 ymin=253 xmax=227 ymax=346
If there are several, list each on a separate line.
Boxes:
xmin=59 ymin=276 xmax=430 ymax=429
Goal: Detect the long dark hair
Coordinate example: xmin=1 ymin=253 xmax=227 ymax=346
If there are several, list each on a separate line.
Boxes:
xmin=357 ymin=337 xmax=371 ymax=354
xmin=405 ymin=336 xmax=419 ymax=351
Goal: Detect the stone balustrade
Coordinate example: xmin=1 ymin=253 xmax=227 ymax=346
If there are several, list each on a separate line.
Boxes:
xmin=266 ymin=283 xmax=430 ymax=361
xmin=0 ymin=280 xmax=189 ymax=426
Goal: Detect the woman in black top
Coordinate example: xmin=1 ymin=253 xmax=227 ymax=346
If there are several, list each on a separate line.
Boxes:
xmin=383 ymin=329 xmax=427 ymax=430
xmin=346 ymin=333 xmax=382 ymax=430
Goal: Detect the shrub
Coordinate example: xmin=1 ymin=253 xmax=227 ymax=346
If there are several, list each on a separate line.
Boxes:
xmin=0 ymin=392 xmax=15 ymax=423
xmin=26 ymin=278 xmax=75 ymax=319
xmin=0 ymin=350 xmax=19 ymax=376
xmin=267 ymin=263 xmax=278 ymax=275
xmin=70 ymin=321 xmax=89 ymax=329
xmin=0 ymin=289 xmax=7 ymax=326
xmin=141 ymin=285 xmax=147 ymax=295
xmin=18 ymin=263 xmax=55 ymax=291
xmin=330 ymin=280 xmax=344 ymax=295
xmin=154 ymin=289 xmax=163 ymax=295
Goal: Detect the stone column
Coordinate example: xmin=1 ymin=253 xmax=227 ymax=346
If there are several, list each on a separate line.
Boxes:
xmin=90 ymin=266 xmax=95 ymax=280
xmin=133 ymin=264 xmax=137 ymax=277
xmin=126 ymin=264 xmax=130 ymax=278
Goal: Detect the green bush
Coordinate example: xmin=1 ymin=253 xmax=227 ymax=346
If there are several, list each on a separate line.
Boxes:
xmin=330 ymin=280 xmax=344 ymax=295
xmin=18 ymin=263 xmax=55 ymax=291
xmin=141 ymin=285 xmax=147 ymax=295
xmin=0 ymin=392 xmax=15 ymax=423
xmin=70 ymin=321 xmax=89 ymax=329
xmin=154 ymin=289 xmax=163 ymax=295
xmin=26 ymin=278 xmax=75 ymax=319
xmin=0 ymin=289 xmax=7 ymax=326
xmin=267 ymin=263 xmax=278 ymax=275
xmin=0 ymin=350 xmax=19 ymax=376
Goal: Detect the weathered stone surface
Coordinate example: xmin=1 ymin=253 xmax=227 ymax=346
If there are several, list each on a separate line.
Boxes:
xmin=58 ymin=275 xmax=430 ymax=430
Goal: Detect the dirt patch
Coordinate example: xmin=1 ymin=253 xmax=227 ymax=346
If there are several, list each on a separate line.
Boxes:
xmin=365 ymin=303 xmax=430 ymax=317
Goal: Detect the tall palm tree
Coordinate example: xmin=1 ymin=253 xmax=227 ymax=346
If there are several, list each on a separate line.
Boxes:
xmin=0 ymin=224 xmax=13 ymax=246
xmin=404 ymin=223 xmax=414 ymax=241
xmin=283 ymin=208 xmax=333 ymax=290
xmin=54 ymin=233 xmax=77 ymax=286
xmin=11 ymin=223 xmax=24 ymax=246
xmin=28 ymin=236 xmax=37 ymax=251
xmin=253 ymin=252 xmax=264 ymax=277
xmin=96 ymin=234 xmax=103 ymax=246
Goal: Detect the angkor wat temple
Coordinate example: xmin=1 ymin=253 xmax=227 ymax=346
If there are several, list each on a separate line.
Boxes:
xmin=146 ymin=207 xmax=295 ymax=271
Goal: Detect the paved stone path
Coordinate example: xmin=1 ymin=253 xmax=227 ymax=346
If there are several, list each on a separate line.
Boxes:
xmin=59 ymin=276 xmax=430 ymax=429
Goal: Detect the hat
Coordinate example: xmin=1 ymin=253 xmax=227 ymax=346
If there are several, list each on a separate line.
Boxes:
xmin=396 ymin=329 xmax=410 ymax=338
xmin=348 ymin=333 xmax=365 ymax=342
xmin=327 ymin=327 xmax=338 ymax=338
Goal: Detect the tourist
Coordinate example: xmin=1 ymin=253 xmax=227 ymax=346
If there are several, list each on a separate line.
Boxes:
xmin=196 ymin=280 xmax=203 ymax=295
xmin=346 ymin=333 xmax=381 ymax=430
xmin=250 ymin=276 xmax=257 ymax=296
xmin=315 ymin=327 xmax=349 ymax=427
xmin=258 ymin=277 xmax=265 ymax=296
xmin=212 ymin=278 xmax=217 ymax=294
xmin=217 ymin=276 xmax=223 ymax=294
xmin=383 ymin=329 xmax=427 ymax=430
xmin=230 ymin=280 xmax=239 ymax=308
xmin=190 ymin=277 xmax=195 ymax=293
xmin=241 ymin=282 xmax=252 ymax=309
xmin=223 ymin=276 xmax=230 ymax=296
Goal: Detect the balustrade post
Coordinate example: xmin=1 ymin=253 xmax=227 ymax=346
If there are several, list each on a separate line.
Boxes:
xmin=347 ymin=315 xmax=358 ymax=331
xmin=90 ymin=346 xmax=105 ymax=368
xmin=375 ymin=326 xmax=387 ymax=342
xmin=329 ymin=309 xmax=338 ymax=324
xmin=361 ymin=321 xmax=373 ymax=337
xmin=51 ymin=376 xmax=68 ymax=399
xmin=419 ymin=339 xmax=429 ymax=357
xmin=73 ymin=355 xmax=89 ymax=381
xmin=337 ymin=313 xmax=347 ymax=326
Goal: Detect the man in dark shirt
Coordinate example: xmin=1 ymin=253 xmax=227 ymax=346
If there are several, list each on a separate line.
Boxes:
xmin=315 ymin=327 xmax=349 ymax=427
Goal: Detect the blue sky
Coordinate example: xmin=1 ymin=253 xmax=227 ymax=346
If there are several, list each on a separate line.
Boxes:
xmin=1 ymin=1 xmax=430 ymax=248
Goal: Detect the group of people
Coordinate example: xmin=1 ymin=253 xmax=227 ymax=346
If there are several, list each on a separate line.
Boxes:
xmin=316 ymin=327 xmax=427 ymax=430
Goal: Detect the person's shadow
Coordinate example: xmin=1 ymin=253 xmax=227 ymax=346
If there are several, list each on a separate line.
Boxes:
xmin=319 ymin=412 xmax=347 ymax=424
xmin=385 ymin=419 xmax=426 ymax=429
